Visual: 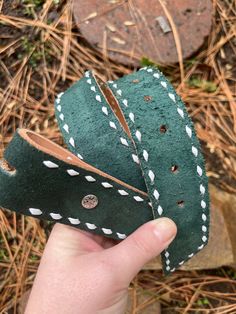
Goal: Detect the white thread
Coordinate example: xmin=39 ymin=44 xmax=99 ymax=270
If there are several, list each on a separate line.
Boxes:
xmin=153 ymin=189 xmax=160 ymax=200
xmin=143 ymin=150 xmax=149 ymax=162
xmin=63 ymin=124 xmax=69 ymax=133
xmin=29 ymin=208 xmax=42 ymax=215
xmin=109 ymin=121 xmax=117 ymax=129
xmin=77 ymin=153 xmax=83 ymax=160
xmin=202 ymin=225 xmax=207 ymax=232
xmin=202 ymin=213 xmax=207 ymax=221
xmin=117 ymin=232 xmax=126 ymax=239
xmin=165 ymin=251 xmax=169 ymax=258
xmin=135 ymin=130 xmax=142 ymax=142
xmin=200 ymin=184 xmax=205 ymax=195
xmin=57 ymin=105 xmax=61 ymax=112
xmin=179 ymin=260 xmax=184 ymax=265
xmin=58 ymin=92 xmax=64 ymax=98
xmin=113 ymin=83 xmax=117 ymax=88
xmin=147 ymin=68 xmax=153 ymax=72
xmin=85 ymin=175 xmax=96 ymax=182
xmin=91 ymin=86 xmax=96 ymax=92
xmin=50 ymin=213 xmax=62 ymax=220
xmin=198 ymin=244 xmax=204 ymax=250
xmin=102 ymin=228 xmax=112 ymax=234
xmin=116 ymin=89 xmax=122 ymax=96
xmin=188 ymin=253 xmax=194 ymax=258
xmin=118 ymin=190 xmax=129 ymax=196
xmin=102 ymin=106 xmax=108 ymax=115
xmin=201 ymin=200 xmax=206 ymax=208
xmin=96 ymin=95 xmax=102 ymax=102
xmin=59 ymin=113 xmax=64 ymax=121
xmin=87 ymin=78 xmax=92 ymax=84
xmin=161 ymin=81 xmax=167 ymax=88
xmin=168 ymin=93 xmax=176 ymax=102
xmin=177 ymin=108 xmax=184 ymax=118
xmin=67 ymin=169 xmax=79 ymax=176
xmin=68 ymin=217 xmax=80 ymax=225
xmin=69 ymin=137 xmax=75 ymax=147
xmin=85 ymin=71 xmax=90 ymax=77
xmin=86 ymin=223 xmax=97 ymax=229
xmin=153 ymin=73 xmax=160 ymax=79
xmin=166 ymin=266 xmax=170 ymax=271
xmin=157 ymin=205 xmax=163 ymax=215
xmin=202 ymin=236 xmax=207 ymax=242
xmin=186 ymin=126 xmax=192 ymax=138
xmin=43 ymin=161 xmax=59 ymax=168
xmin=101 ymin=182 xmax=113 ymax=188
xmin=129 ymin=112 xmax=135 ymax=123
xmin=148 ymin=170 xmax=155 ymax=182
xmin=120 ymin=137 xmax=129 ymax=147
xmin=56 ymin=98 xmax=60 ymax=104
xmin=166 ymin=260 xmax=170 ymax=265
xmin=122 ymin=99 xmax=128 ymax=107
xmin=132 ymin=154 xmax=140 ymax=164
xmin=192 ymin=146 xmax=198 ymax=157
xmin=133 ymin=196 xmax=144 ymax=202
xmin=197 ymin=165 xmax=203 ymax=176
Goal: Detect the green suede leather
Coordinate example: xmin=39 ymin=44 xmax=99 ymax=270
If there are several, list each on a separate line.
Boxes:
xmin=0 ymin=130 xmax=152 ymax=238
xmin=0 ymin=66 xmax=210 ymax=275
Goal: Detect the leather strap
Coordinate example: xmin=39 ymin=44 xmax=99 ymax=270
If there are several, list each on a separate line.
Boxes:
xmin=0 ymin=66 xmax=210 ymax=275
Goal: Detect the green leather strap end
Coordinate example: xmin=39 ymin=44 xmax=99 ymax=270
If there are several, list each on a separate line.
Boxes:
xmin=0 ymin=129 xmax=152 ymax=239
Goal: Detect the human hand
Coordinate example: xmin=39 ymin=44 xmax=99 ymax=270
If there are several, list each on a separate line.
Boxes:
xmin=25 ymin=217 xmax=177 ymax=314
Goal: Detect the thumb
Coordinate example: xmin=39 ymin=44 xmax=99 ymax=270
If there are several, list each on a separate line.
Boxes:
xmin=106 ymin=217 xmax=177 ymax=284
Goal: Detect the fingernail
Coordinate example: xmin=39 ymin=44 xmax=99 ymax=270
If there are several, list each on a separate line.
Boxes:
xmin=152 ymin=217 xmax=177 ymax=246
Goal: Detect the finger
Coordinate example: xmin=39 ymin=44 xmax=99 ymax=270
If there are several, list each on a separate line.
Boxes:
xmin=105 ymin=217 xmax=177 ymax=284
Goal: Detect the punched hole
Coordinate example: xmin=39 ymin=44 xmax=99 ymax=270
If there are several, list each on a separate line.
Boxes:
xmin=171 ymin=165 xmax=179 ymax=173
xmin=177 ymin=200 xmax=184 ymax=208
xmin=144 ymin=95 xmax=152 ymax=101
xmin=160 ymin=125 xmax=167 ymax=133
xmin=0 ymin=159 xmax=16 ymax=175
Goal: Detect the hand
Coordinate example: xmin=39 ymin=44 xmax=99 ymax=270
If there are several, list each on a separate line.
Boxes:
xmin=25 ymin=217 xmax=177 ymax=314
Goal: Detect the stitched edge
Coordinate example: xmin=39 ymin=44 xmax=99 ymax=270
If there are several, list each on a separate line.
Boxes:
xmin=28 ymin=207 xmax=127 ymax=239
xmin=140 ymin=66 xmax=208 ymax=272
xmin=42 ymin=160 xmax=147 ymax=204
xmin=109 ymin=80 xmax=161 ymax=222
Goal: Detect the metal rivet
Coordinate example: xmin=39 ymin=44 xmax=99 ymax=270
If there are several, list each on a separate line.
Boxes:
xmin=132 ymin=79 xmax=139 ymax=83
xmin=82 ymin=194 xmax=98 ymax=209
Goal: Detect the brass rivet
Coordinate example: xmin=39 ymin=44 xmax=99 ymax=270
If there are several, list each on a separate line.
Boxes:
xmin=82 ymin=194 xmax=98 ymax=209
xmin=144 ymin=95 xmax=152 ymax=101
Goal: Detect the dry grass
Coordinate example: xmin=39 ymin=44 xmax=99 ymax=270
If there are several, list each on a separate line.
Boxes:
xmin=0 ymin=0 xmax=236 ymax=312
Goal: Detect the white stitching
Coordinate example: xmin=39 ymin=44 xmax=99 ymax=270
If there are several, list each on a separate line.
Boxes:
xmin=142 ymin=67 xmax=208 ymax=271
xmin=42 ymin=160 xmax=146 ymax=204
xmin=28 ymin=208 xmax=127 ymax=238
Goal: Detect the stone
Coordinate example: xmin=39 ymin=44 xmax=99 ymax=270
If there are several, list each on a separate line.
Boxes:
xmin=144 ymin=184 xmax=236 ymax=270
xmin=73 ymin=0 xmax=212 ymax=66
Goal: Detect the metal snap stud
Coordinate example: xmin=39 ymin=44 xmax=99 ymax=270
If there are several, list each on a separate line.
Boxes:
xmin=81 ymin=194 xmax=98 ymax=209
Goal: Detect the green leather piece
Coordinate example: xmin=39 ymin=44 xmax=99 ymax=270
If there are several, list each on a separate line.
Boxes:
xmin=54 ymin=67 xmax=210 ymax=274
xmin=55 ymin=72 xmax=146 ymax=191
xmin=0 ymin=130 xmax=152 ymax=239
xmin=0 ymin=66 xmax=210 ymax=275
xmin=107 ymin=67 xmax=210 ymax=273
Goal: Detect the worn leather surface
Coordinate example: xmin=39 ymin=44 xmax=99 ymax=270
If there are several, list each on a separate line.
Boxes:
xmin=0 ymin=66 xmax=210 ymax=275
